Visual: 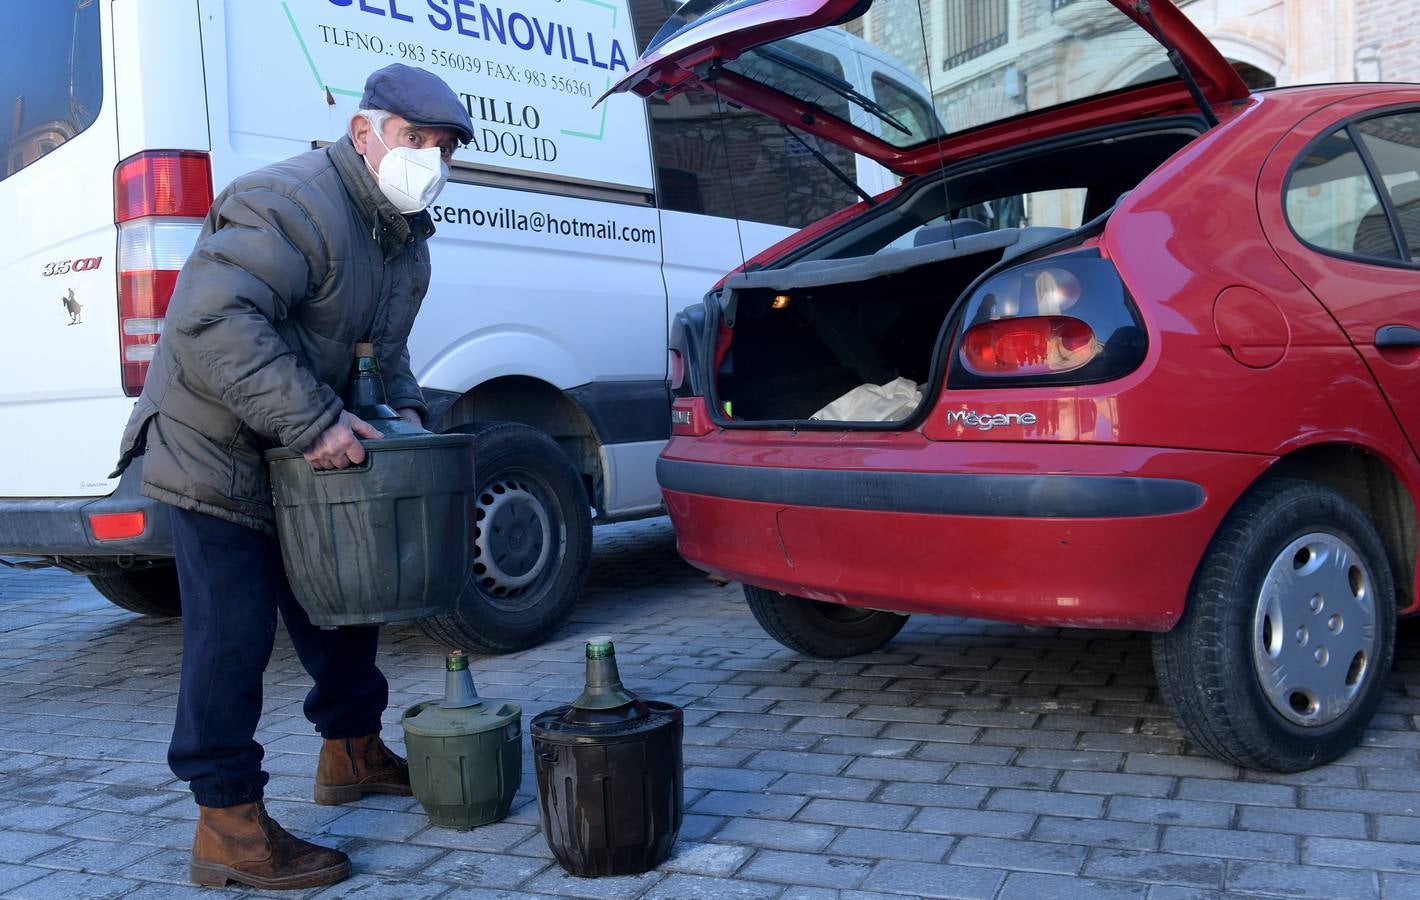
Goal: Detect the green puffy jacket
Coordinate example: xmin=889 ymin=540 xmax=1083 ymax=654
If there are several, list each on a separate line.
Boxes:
xmin=113 ymin=136 xmax=432 ymax=535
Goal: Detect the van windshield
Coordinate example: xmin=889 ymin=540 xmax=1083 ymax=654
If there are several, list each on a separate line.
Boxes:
xmin=715 ymin=0 xmax=1179 ymax=150
xmin=0 ymin=1 xmax=103 ymax=182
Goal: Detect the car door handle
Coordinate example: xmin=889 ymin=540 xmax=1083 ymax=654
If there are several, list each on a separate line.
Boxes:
xmin=1375 ymin=325 xmax=1420 ymax=348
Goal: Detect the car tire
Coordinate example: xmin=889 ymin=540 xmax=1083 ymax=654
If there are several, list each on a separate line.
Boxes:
xmin=1153 ymin=478 xmax=1396 ymax=772
xmin=417 ymin=422 xmax=592 ymax=654
xmin=744 ymin=585 xmax=908 ymax=658
xmin=87 ymin=565 xmax=182 ymax=617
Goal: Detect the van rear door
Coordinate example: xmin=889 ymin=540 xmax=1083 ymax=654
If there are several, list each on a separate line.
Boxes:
xmin=0 ymin=3 xmax=125 ymax=498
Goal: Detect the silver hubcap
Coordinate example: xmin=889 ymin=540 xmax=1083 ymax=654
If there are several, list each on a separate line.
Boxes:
xmin=472 ymin=478 xmax=551 ymax=594
xmin=1252 ymin=532 xmax=1377 ymax=727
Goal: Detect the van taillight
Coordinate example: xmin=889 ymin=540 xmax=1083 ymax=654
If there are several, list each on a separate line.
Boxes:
xmin=115 ymin=151 xmax=213 ymax=222
xmin=114 ymin=151 xmax=212 ymax=397
xmin=947 ymin=251 xmax=1147 ymax=389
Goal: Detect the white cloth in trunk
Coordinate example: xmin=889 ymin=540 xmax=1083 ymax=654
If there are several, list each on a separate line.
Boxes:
xmin=811 ymin=377 xmax=922 ymax=422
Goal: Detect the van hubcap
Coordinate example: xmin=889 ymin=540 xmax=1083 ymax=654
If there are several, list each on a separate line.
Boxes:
xmin=1252 ymin=532 xmax=1377 ymax=727
xmin=473 ymin=478 xmax=551 ymax=594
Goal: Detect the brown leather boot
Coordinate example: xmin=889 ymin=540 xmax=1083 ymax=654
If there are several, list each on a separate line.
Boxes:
xmin=314 ymin=733 xmax=412 ymax=805
xmin=188 ymin=800 xmax=350 ymax=889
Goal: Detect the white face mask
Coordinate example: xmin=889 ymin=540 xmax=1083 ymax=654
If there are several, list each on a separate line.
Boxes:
xmin=364 ymin=125 xmax=448 ymax=214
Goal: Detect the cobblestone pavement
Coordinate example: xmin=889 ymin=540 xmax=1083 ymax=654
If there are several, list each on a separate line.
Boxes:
xmin=1 ymin=517 xmax=1419 ymax=899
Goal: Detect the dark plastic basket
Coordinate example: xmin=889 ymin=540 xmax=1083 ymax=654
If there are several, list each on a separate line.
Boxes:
xmin=264 ymin=432 xmax=475 ymax=627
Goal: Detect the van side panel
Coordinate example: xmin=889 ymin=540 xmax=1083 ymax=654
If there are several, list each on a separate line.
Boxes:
xmin=113 ymin=0 xmax=211 ymax=158
xmin=0 ymin=4 xmax=125 ymax=497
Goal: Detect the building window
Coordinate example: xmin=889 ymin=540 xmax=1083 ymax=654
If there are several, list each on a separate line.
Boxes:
xmin=944 ymin=0 xmax=1008 ymax=69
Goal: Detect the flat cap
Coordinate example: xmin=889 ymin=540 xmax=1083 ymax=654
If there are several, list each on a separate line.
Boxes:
xmin=360 ymin=63 xmax=474 ymax=145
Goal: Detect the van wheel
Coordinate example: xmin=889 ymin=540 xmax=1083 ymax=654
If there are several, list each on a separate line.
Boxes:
xmin=418 ymin=422 xmax=591 ymax=653
xmin=745 ymin=585 xmax=908 ymax=658
xmin=87 ymin=565 xmax=182 ymax=617
xmin=1153 ymin=479 xmax=1396 ymax=772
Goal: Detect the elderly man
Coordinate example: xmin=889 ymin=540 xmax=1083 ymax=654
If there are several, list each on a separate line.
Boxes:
xmin=111 ymin=64 xmax=473 ymax=890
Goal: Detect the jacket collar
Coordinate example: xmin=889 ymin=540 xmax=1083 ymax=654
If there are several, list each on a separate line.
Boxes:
xmin=328 ymin=135 xmax=435 ymax=258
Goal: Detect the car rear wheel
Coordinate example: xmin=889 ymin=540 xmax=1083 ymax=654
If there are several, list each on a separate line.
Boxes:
xmin=1153 ymin=478 xmax=1395 ymax=771
xmin=87 ymin=564 xmax=182 ymax=617
xmin=417 ymin=422 xmax=592 ymax=654
xmin=745 ymin=585 xmax=908 ymax=658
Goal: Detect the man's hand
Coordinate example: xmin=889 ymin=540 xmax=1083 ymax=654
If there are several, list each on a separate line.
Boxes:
xmin=303 ymin=411 xmax=382 ymax=470
xmin=396 ymin=407 xmax=423 ymax=428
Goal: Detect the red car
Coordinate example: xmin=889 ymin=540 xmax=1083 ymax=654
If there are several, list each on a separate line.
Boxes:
xmin=609 ymin=0 xmax=1420 ymax=770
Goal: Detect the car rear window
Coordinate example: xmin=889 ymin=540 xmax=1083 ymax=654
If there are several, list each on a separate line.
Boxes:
xmin=1286 ymin=129 xmax=1398 ymax=261
xmin=0 ymin=2 xmax=103 ymax=183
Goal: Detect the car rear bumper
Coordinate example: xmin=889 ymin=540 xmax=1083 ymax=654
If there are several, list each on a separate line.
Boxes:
xmin=658 ymin=437 xmax=1273 ymax=631
xmin=0 ymin=463 xmax=173 ymax=560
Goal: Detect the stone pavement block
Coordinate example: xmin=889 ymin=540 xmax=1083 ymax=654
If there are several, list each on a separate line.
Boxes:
xmin=859 ymin=859 xmax=1005 ymax=899
xmin=422 ymin=847 xmax=549 ymax=888
xmin=522 ymin=867 xmax=664 ymax=898
xmin=1083 ymin=849 xmax=1225 ymax=890
xmin=6 ymin=869 xmax=144 ymax=899
xmin=1302 ymin=787 xmax=1420 ymax=815
xmin=950 ymin=835 xmax=1085 ymax=875
xmin=946 ymin=763 xmax=1056 ymax=790
xmin=414 ymin=817 xmax=545 ymax=846
xmin=1032 ymin=816 xmax=1159 ymax=851
xmin=987 ymin=788 xmax=1104 ymax=818
xmin=1383 ymin=873 xmax=1420 ymax=900
xmin=813 ymin=736 xmax=915 ymax=758
xmin=644 ymin=872 xmax=782 ymax=900
xmin=122 ymin=883 xmax=220 ymax=900
xmin=114 ymin=848 xmax=191 ymax=886
xmin=796 ymin=798 xmax=916 ymax=830
xmin=842 ymin=757 xmax=949 ymax=783
xmin=0 ymin=863 xmax=46 ymax=894
xmin=747 ymin=750 xmax=852 ymax=776
xmin=1175 ymin=778 xmax=1296 ymax=808
xmin=876 ymin=723 xmax=979 ymax=744
xmin=70 ymin=782 xmax=177 ymax=815
xmin=661 ymin=840 xmax=754 ymax=877
xmin=826 ymin=827 xmax=954 ymax=863
xmin=769 ymin=773 xmax=879 ymax=801
xmin=684 ymin=766 xmax=778 ymax=793
xmin=1378 ymin=814 xmax=1420 ymax=843
xmin=680 ymin=813 xmax=725 ymax=842
xmin=739 ymin=850 xmax=874 ymax=889
xmin=54 ymin=810 xmax=192 ymax=849
xmin=911 ymin=743 xmax=1017 ymax=765
xmin=1225 ymin=860 xmax=1378 ymax=898
xmin=997 ymin=871 xmax=1146 ymax=900
xmin=712 ymin=817 xmax=839 ymax=852
xmin=309 ymin=873 xmax=454 ymax=898
xmin=1122 ymin=755 xmax=1239 ymax=779
xmin=1106 ymin=796 xmax=1235 ymax=829
xmin=683 ymin=746 xmax=757 ymax=768
xmin=1159 ymin=826 xmax=1296 ymax=863
xmin=1303 ymin=836 xmax=1420 ymax=873
xmin=786 ymin=716 xmax=884 ymax=738
xmin=1235 ymin=805 xmax=1367 ymax=839
xmin=1057 ymin=771 xmax=1173 ymax=798
xmin=26 ymin=837 xmax=157 ymax=874
xmin=909 ymin=807 xmax=1036 ymax=839
xmin=1141 ymin=889 xmax=1229 ymax=900
xmin=0 ymin=831 xmax=72 ymax=865
xmin=324 ymin=808 xmax=429 ymax=842
xmin=332 ymin=837 xmax=447 ymax=875
xmin=690 ymin=790 xmax=808 ymax=820
xmin=877 ymin=782 xmax=987 ymax=808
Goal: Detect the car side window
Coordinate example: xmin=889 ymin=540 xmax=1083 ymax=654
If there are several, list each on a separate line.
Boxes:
xmin=1285 ymin=130 xmax=1398 ymax=261
xmin=628 ymin=0 xmax=862 ymax=229
xmin=1356 ymin=113 xmax=1420 ymax=259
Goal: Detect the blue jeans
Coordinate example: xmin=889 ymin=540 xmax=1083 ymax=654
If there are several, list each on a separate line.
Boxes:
xmin=167 ymin=506 xmax=387 ymax=808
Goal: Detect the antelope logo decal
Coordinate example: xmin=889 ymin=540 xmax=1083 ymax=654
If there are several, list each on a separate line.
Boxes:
xmin=61 ymin=288 xmax=83 ymax=325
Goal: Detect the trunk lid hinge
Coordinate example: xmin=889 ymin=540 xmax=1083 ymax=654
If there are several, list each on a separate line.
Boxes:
xmin=1135 ymin=0 xmax=1220 ymax=128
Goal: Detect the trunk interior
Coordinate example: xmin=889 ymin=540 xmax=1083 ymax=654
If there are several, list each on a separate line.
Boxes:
xmin=713 ymin=123 xmax=1202 ymax=425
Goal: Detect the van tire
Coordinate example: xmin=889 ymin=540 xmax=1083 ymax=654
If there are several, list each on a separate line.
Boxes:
xmin=87 ymin=565 xmax=182 ymax=617
xmin=1152 ymin=479 xmax=1396 ymax=771
xmin=745 ymin=585 xmax=908 ymax=658
xmin=417 ymin=422 xmax=591 ymax=653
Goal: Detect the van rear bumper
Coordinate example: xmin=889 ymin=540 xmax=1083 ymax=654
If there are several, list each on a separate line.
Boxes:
xmin=0 ymin=465 xmax=173 ymax=560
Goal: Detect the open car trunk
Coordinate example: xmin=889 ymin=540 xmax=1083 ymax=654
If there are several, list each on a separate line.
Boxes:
xmin=709 ymin=123 xmax=1200 ymax=426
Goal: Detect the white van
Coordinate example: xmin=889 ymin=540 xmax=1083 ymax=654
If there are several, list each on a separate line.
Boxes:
xmin=0 ymin=0 xmax=934 ymax=651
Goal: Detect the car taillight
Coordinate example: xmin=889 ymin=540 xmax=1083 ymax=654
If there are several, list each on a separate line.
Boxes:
xmin=948 ymin=251 xmax=1146 ymax=389
xmin=960 ymin=316 xmax=1098 ymax=376
xmin=114 ymin=151 xmax=212 ymax=397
